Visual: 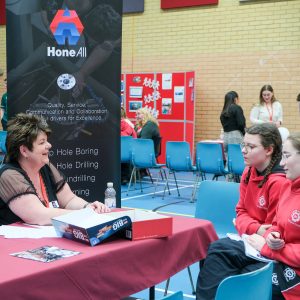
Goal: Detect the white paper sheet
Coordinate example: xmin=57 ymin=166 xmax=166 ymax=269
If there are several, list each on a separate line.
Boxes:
xmin=0 ymin=225 xmax=58 ymax=239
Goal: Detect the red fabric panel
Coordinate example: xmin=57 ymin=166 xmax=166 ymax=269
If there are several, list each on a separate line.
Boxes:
xmin=161 ymin=0 xmax=218 ymax=9
xmin=0 ymin=216 xmax=218 ymax=299
xmin=0 ymin=0 xmax=5 ymax=25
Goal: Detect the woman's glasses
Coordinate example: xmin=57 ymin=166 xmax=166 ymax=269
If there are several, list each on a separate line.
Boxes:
xmin=240 ymin=142 xmax=260 ymax=153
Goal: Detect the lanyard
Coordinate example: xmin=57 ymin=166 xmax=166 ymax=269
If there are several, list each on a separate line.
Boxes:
xmin=265 ymin=104 xmax=273 ymax=121
xmin=39 ymin=174 xmax=50 ymax=208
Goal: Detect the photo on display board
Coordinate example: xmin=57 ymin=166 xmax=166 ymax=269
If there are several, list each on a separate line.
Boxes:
xmin=162 ymin=73 xmax=172 ymax=90
xmin=129 ymin=101 xmax=143 ymax=112
xmin=129 ymin=86 xmax=143 ymax=98
xmin=174 ymin=86 xmax=185 ymax=103
xmin=162 ymin=98 xmax=172 ymax=115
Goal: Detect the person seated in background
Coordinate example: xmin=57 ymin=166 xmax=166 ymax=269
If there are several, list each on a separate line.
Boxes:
xmin=121 ymin=107 xmax=137 ymax=138
xmin=250 ymin=84 xmax=283 ymax=128
xmin=196 ymin=123 xmax=286 ymax=300
xmin=0 ymin=113 xmax=110 ymax=226
xmin=135 ymin=107 xmax=161 ymax=157
xmin=121 ymin=107 xmax=136 ymax=185
xmin=220 ymin=91 xmax=246 ymax=155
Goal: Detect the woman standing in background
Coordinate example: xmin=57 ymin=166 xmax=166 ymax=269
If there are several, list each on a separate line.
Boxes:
xmin=250 ymin=85 xmax=283 ymax=128
xmin=220 ymin=91 xmax=246 ymax=154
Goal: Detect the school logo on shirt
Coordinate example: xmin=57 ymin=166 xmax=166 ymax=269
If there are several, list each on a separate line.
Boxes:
xmin=290 ymin=210 xmax=300 ymax=226
xmin=257 ymin=195 xmax=266 ymax=209
xmin=283 ymin=267 xmax=296 ymax=282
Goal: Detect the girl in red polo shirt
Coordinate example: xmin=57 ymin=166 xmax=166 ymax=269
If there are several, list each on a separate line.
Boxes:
xmin=247 ymin=133 xmax=300 ymax=299
xmin=196 ymin=123 xmax=286 ymax=300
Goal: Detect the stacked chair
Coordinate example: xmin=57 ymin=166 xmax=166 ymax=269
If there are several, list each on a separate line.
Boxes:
xmin=127 ymin=138 xmax=169 ymax=197
xmin=163 ymin=141 xmax=197 ymax=200
xmin=227 ymin=143 xmax=245 ymax=182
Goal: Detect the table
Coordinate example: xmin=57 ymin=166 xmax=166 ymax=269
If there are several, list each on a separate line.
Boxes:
xmin=0 ymin=216 xmax=218 ymax=300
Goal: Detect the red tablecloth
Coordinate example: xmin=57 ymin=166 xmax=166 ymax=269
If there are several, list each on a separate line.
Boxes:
xmin=0 ymin=216 xmax=218 ymax=300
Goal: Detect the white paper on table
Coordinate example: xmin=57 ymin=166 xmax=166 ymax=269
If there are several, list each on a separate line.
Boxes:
xmin=0 ymin=225 xmax=58 ymax=239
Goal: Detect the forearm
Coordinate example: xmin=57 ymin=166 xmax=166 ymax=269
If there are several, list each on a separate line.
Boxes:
xmin=64 ymin=195 xmax=88 ymax=210
xmin=23 ymin=207 xmax=74 ymax=226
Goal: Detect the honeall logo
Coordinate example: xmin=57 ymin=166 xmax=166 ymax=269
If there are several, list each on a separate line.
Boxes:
xmin=47 ymin=8 xmax=86 ymax=58
xmin=50 ymin=8 xmax=83 ymax=45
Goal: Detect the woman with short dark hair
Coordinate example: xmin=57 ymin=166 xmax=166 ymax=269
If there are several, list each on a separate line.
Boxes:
xmin=0 ymin=113 xmax=109 ymax=226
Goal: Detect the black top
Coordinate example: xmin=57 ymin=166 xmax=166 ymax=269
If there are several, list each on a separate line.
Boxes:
xmin=220 ymin=104 xmax=246 ymax=134
xmin=137 ymin=121 xmax=161 ymax=157
xmin=0 ymin=163 xmax=66 ymax=225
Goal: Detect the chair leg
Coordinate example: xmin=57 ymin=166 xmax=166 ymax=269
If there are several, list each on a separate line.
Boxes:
xmin=191 ymin=172 xmax=200 ymax=203
xmin=173 ymin=172 xmax=180 ymax=197
xmin=147 ymin=168 xmax=154 ymax=184
xmin=187 ymin=265 xmax=196 ymax=295
xmin=164 ymin=277 xmax=171 ymax=296
xmin=162 ymin=169 xmax=171 ymax=199
xmin=126 ymin=167 xmax=136 ymax=196
xmin=162 ymin=168 xmax=171 ymax=195
xmin=137 ymin=169 xmax=143 ymax=193
xmin=152 ymin=169 xmax=162 ymax=198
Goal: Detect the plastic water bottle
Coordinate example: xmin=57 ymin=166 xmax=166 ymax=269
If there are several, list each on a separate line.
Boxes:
xmin=104 ymin=182 xmax=116 ymax=208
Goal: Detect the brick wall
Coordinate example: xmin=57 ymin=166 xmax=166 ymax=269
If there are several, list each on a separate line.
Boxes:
xmin=0 ymin=1 xmax=299 ymax=137
xmin=122 ymin=0 xmax=300 ymax=143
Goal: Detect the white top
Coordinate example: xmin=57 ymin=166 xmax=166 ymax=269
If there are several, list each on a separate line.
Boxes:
xmin=250 ymin=101 xmax=283 ymax=125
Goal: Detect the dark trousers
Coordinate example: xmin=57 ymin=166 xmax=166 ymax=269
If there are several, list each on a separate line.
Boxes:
xmin=196 ymin=238 xmax=284 ymax=300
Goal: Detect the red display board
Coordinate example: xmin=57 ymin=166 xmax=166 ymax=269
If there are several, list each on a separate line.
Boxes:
xmin=161 ymin=0 xmax=218 ymax=9
xmin=0 ymin=0 xmax=5 ymax=25
xmin=123 ymin=71 xmax=195 ymax=163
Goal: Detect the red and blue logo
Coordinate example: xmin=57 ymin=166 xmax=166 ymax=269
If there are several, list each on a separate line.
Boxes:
xmin=50 ymin=8 xmax=84 ymax=46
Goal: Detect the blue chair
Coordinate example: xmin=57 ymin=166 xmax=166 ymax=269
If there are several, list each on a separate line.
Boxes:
xmin=121 ymin=136 xmax=133 ymax=163
xmin=127 ymin=139 xmax=169 ymax=196
xmin=195 ymin=180 xmax=240 ymax=238
xmin=0 ymin=131 xmax=7 ymax=167
xmin=215 ymin=262 xmax=273 ymax=300
xmin=165 ymin=180 xmax=238 ymax=297
xmin=196 ymin=142 xmax=228 ymax=181
xmin=163 ymin=141 xmax=197 ymax=199
xmin=160 ymin=291 xmax=183 ymax=300
xmin=227 ymin=143 xmax=245 ymax=182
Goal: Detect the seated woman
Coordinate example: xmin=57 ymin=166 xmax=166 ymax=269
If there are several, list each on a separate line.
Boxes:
xmin=196 ymin=123 xmax=287 ymax=300
xmin=135 ymin=107 xmax=161 ymax=157
xmin=121 ymin=107 xmax=136 ymax=138
xmin=0 ymin=114 xmax=110 ymax=226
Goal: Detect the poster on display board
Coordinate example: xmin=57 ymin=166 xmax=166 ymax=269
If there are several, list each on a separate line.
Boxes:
xmin=6 ymin=0 xmax=122 ymax=205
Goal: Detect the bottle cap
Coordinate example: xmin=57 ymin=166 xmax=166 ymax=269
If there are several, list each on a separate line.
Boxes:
xmin=107 ymin=182 xmax=113 ymax=187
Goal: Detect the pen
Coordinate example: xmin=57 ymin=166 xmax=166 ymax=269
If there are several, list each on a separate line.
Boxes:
xmin=271 ymin=233 xmax=280 ymax=239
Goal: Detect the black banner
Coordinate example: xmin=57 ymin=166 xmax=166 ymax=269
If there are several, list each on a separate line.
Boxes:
xmin=6 ymin=0 xmax=122 ymax=206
